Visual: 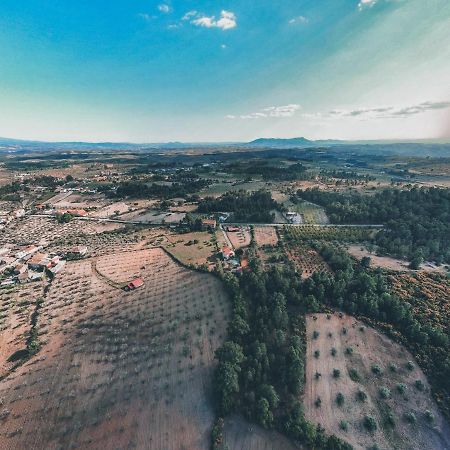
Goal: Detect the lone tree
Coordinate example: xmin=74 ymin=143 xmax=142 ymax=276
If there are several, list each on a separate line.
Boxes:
xmin=363 ymin=415 xmax=377 ymax=432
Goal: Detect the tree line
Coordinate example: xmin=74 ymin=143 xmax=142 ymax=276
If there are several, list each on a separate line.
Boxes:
xmin=296 ymin=187 xmax=450 ymax=264
xmin=198 ymin=190 xmax=278 ymax=223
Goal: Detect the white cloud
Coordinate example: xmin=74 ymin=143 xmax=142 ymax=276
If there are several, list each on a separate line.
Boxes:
xmin=138 ymin=13 xmax=153 ymax=21
xmin=189 ymin=10 xmax=237 ymax=30
xmin=226 ymin=104 xmax=301 ymax=120
xmin=323 ymin=101 xmax=450 ymax=119
xmin=289 ymin=16 xmax=308 ymax=25
xmin=182 ymin=10 xmax=198 ymax=21
xmin=158 ymin=4 xmax=171 ymax=13
xmin=358 ymin=0 xmax=378 ymax=10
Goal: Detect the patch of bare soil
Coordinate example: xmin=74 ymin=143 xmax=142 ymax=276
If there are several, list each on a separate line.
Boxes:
xmin=226 ymin=227 xmax=251 ymax=249
xmin=224 ymin=415 xmax=299 ymax=450
xmin=0 ymin=248 xmax=230 ymax=450
xmin=253 ymin=227 xmax=278 ymax=247
xmin=347 ymin=245 xmax=447 ymax=274
xmin=304 ymin=313 xmax=450 ymax=450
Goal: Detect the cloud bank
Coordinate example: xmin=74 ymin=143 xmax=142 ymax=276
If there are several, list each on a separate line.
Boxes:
xmin=227 ymin=104 xmax=301 ymax=120
xmin=328 ymin=101 xmax=450 ymax=119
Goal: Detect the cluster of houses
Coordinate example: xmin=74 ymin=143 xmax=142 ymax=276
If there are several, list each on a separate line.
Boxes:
xmin=0 ymin=244 xmax=87 ymax=287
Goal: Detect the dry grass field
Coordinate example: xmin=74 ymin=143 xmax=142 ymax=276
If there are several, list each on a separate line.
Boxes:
xmin=304 ymin=313 xmax=450 ymax=450
xmin=225 ymin=227 xmax=251 ymax=249
xmin=347 ymin=245 xmax=447 ymax=274
xmin=0 ymin=282 xmax=46 ymax=376
xmin=0 ymin=247 xmax=230 ymax=450
xmin=223 ymin=415 xmax=298 ymax=450
xmin=253 ymin=226 xmax=278 ymax=247
xmin=163 ymin=231 xmax=218 ymax=268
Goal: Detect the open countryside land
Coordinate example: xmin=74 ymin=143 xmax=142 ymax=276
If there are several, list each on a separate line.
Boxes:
xmin=0 ymin=141 xmax=448 ymax=450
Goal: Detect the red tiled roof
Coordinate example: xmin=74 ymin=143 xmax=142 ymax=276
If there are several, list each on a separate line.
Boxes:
xmin=128 ymin=278 xmax=144 ymax=289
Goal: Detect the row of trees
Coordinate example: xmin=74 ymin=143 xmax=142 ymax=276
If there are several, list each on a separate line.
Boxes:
xmin=110 ymin=178 xmax=211 ymax=200
xmin=198 ymin=190 xmax=278 ymax=223
xmin=296 ymin=187 xmax=450 ymax=263
xmin=224 ymin=161 xmax=309 ymax=181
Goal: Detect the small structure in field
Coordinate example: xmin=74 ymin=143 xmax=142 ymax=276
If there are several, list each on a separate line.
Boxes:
xmin=201 ymin=219 xmax=217 ymax=231
xmin=66 ymin=245 xmax=88 ymax=259
xmin=28 ymin=252 xmax=51 ymax=271
xmin=221 ymin=246 xmax=235 ymax=260
xmin=127 ymin=277 xmax=144 ymax=290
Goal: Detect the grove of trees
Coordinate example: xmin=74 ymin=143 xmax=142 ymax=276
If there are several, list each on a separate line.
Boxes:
xmin=296 ymin=187 xmax=450 ymax=263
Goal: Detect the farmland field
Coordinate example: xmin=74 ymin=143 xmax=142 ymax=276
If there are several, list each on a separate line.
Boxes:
xmin=304 ymin=313 xmax=450 ymax=450
xmin=253 ymin=226 xmax=278 ymax=247
xmin=282 ymin=225 xmax=377 ymax=243
xmin=162 ymin=231 xmax=218 ymax=268
xmin=286 ymin=244 xmax=332 ymax=278
xmin=0 ymin=248 xmax=230 ymax=450
xmin=225 ymin=227 xmax=251 ymax=249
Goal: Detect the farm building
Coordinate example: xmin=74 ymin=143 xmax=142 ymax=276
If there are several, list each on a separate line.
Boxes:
xmin=28 ymin=252 xmax=51 ymax=270
xmin=201 ymin=219 xmax=217 ymax=231
xmin=221 ymin=246 xmax=235 ymax=260
xmin=67 ymin=245 xmax=88 ymax=257
xmin=127 ymin=277 xmax=144 ymax=290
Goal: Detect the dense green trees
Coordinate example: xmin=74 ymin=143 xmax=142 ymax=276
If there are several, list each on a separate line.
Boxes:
xmin=296 ymin=187 xmax=450 ymax=263
xmin=198 ymin=190 xmax=278 ymax=223
xmin=214 ymin=265 xmax=352 ymax=449
xmin=111 ymin=178 xmax=211 ymax=199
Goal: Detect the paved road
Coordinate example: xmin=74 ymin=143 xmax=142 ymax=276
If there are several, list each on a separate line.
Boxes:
xmin=29 ymin=213 xmax=384 ymax=229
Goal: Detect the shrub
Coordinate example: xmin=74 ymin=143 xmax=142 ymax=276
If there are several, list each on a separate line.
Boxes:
xmin=342 ymin=327 xmax=348 ymax=335
xmin=379 ymin=386 xmax=391 ymax=399
xmin=331 ymin=347 xmax=337 ymax=357
xmin=371 ymin=364 xmax=382 ymax=375
xmin=414 ymin=379 xmax=425 ymax=391
xmin=357 ymin=389 xmax=367 ymax=402
xmin=313 ymin=330 xmax=320 ymax=339
xmin=424 ymin=410 xmax=435 ymax=423
xmin=345 ymin=347 xmax=353 ymax=355
xmin=404 ymin=411 xmax=416 ymax=424
xmin=339 ymin=420 xmax=348 ymax=431
xmin=349 ymin=367 xmax=361 ymax=382
xmin=396 ymin=383 xmax=407 ymax=395
xmin=336 ymin=392 xmax=345 ymax=406
xmin=333 ymin=369 xmax=341 ymax=379
xmin=314 ymin=350 xmax=320 ymax=358
xmin=389 ymin=363 xmax=398 ymax=372
xmin=406 ymin=361 xmax=414 ymax=371
xmin=315 ymin=371 xmax=322 ymax=380
xmin=384 ymin=412 xmax=395 ymax=428
xmin=315 ymin=397 xmax=322 ymax=408
xmin=363 ymin=415 xmax=377 ymax=432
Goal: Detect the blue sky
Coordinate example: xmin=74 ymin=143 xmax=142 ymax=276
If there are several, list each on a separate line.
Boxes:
xmin=0 ymin=0 xmax=449 ymax=142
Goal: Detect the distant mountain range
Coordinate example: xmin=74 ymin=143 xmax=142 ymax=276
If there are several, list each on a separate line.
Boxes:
xmin=1 ymin=136 xmax=449 ymax=157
